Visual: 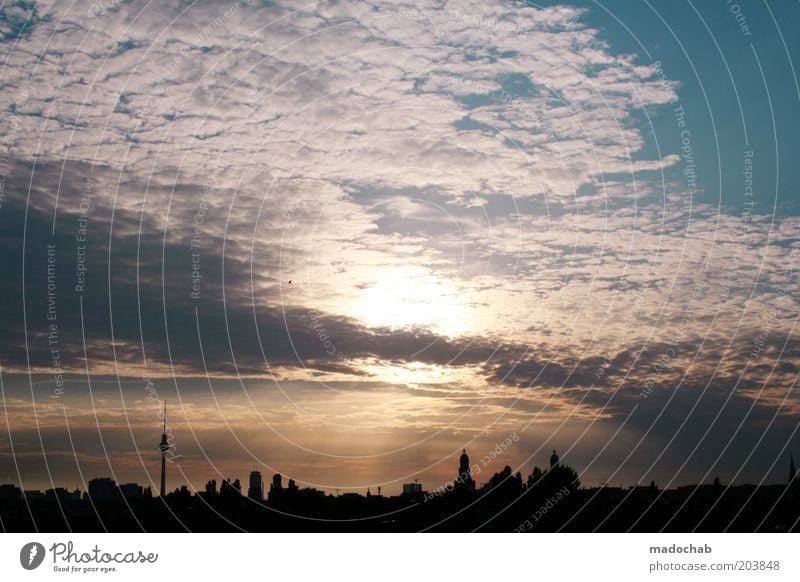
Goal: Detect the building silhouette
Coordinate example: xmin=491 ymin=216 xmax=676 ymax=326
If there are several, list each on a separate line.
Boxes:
xmin=456 ymin=448 xmax=475 ymax=492
xmin=46 ymin=487 xmax=80 ymax=503
xmin=402 ymin=482 xmax=422 ymax=495
xmin=88 ymin=477 xmax=116 ymax=503
xmin=248 ymin=470 xmax=263 ymax=502
xmin=120 ymin=483 xmax=143 ymax=501
xmin=0 ymin=484 xmax=21 ymax=503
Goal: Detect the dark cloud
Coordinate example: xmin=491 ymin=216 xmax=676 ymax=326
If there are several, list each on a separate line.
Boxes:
xmin=0 ymin=159 xmax=518 ymax=378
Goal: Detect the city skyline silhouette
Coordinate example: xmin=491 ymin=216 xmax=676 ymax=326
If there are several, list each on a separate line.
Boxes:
xmin=2 ymin=422 xmax=799 ymax=532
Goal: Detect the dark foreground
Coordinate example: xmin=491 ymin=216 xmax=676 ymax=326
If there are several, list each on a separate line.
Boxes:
xmin=2 ymin=466 xmax=799 ymax=532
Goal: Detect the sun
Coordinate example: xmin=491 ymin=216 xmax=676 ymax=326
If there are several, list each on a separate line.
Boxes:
xmin=354 ymin=267 xmax=471 ymax=337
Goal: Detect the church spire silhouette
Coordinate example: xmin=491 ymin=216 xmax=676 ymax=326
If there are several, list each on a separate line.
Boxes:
xmin=456 ymin=448 xmax=475 ymax=491
xmin=159 ymin=400 xmax=169 ymax=497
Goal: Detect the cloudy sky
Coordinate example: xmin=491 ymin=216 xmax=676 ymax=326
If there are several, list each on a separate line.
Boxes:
xmin=0 ymin=0 xmax=798 ymax=497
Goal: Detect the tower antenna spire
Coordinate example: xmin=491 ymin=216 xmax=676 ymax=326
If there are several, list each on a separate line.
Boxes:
xmin=159 ymin=399 xmax=168 ymax=497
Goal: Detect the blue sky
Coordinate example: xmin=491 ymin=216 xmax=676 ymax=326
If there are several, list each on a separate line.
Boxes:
xmin=582 ymin=0 xmax=800 ymax=210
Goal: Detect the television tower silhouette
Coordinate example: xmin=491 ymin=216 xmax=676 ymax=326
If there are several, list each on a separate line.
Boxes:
xmin=159 ymin=400 xmax=169 ymax=497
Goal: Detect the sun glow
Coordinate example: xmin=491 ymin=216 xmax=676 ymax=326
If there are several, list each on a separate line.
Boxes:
xmin=357 ymin=359 xmax=479 ymax=387
xmin=354 ymin=268 xmax=472 ymax=337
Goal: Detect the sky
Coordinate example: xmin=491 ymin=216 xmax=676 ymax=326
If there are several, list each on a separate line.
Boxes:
xmin=0 ymin=0 xmax=798 ymax=496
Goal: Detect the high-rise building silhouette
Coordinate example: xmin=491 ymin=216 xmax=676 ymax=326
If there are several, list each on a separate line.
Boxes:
xmin=550 ymin=449 xmax=560 ymax=468
xmin=402 ymin=482 xmax=422 ymax=494
xmin=159 ymin=401 xmax=169 ymax=497
xmin=248 ymin=470 xmax=263 ymax=501
xmin=790 ymin=454 xmax=796 ymax=483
